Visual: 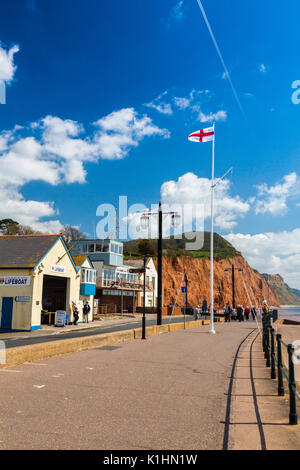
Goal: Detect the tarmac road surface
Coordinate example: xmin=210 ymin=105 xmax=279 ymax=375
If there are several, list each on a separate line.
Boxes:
xmin=0 ymin=322 xmax=261 ymax=450
xmin=0 ymin=315 xmax=195 ymax=349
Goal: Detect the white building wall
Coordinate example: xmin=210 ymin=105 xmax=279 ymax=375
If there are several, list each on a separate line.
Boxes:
xmin=0 ymin=238 xmax=94 ymax=330
xmin=0 ymin=269 xmax=34 ymax=330
xmin=139 ymin=258 xmax=158 ymax=307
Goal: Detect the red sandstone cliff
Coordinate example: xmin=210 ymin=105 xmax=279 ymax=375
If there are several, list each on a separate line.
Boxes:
xmin=156 ymin=256 xmax=280 ymax=309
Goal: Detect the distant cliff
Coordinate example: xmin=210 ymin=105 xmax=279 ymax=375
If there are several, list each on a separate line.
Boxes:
xmin=262 ymin=274 xmax=300 ymax=306
xmin=153 ymin=256 xmax=280 ymax=309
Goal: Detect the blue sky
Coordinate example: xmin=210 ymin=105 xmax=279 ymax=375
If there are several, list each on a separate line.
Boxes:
xmin=0 ymin=0 xmax=300 ymax=287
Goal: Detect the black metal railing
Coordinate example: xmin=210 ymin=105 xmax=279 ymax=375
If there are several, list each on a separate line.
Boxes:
xmin=262 ymin=312 xmax=299 ymax=425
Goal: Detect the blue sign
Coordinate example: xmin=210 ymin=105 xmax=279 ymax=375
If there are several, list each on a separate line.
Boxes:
xmin=181 ymin=286 xmax=187 ymax=293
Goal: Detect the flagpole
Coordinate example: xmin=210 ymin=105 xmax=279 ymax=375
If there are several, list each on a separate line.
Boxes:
xmin=209 ymin=122 xmax=216 ymax=334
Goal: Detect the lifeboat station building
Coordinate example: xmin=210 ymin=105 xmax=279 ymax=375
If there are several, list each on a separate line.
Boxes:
xmin=0 ymin=234 xmax=96 ymax=331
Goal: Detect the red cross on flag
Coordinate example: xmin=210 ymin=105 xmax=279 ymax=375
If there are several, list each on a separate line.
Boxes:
xmin=188 ymin=126 xmax=215 ymax=143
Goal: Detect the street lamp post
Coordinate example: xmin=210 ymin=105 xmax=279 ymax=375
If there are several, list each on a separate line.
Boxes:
xmin=140 ymin=202 xmax=180 ymax=326
xmin=157 ymin=202 xmax=163 ymax=325
xmin=142 ymin=256 xmax=146 ymax=339
xmin=184 ymin=270 xmax=188 ymax=329
xmin=224 ymin=265 xmax=243 ymax=309
xmin=129 ymin=259 xmax=148 ymax=339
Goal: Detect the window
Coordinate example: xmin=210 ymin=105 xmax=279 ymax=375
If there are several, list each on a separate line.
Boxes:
xmin=102 ymin=242 xmax=109 ymax=252
xmin=88 ymin=243 xmax=95 ymax=253
xmin=81 ymin=243 xmax=88 ymax=253
xmin=81 ymin=268 xmax=97 ymax=284
xmin=103 ymin=268 xmax=115 ymax=280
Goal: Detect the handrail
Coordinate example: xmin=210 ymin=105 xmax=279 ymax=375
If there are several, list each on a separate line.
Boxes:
xmin=262 ymin=313 xmax=298 ymax=425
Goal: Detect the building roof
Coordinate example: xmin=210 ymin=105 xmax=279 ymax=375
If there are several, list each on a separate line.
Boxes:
xmin=123 ymin=259 xmax=150 ymax=269
xmin=123 ymin=259 xmax=143 ymax=269
xmin=71 ymin=254 xmax=89 ymax=267
xmin=0 ymin=234 xmax=61 ymax=268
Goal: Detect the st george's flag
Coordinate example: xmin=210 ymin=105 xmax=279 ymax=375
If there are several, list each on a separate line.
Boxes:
xmin=188 ymin=126 xmax=214 ymax=143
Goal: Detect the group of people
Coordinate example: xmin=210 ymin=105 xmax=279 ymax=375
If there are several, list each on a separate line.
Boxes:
xmin=223 ymin=300 xmax=269 ymax=322
xmin=71 ymin=301 xmax=91 ymax=325
xmin=192 ymin=299 xmax=210 ymax=319
xmin=223 ymin=303 xmax=257 ymax=322
xmin=191 ymin=299 xmax=270 ymax=322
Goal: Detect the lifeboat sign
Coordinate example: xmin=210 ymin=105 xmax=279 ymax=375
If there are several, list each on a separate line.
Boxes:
xmin=0 ymin=276 xmax=31 ymax=286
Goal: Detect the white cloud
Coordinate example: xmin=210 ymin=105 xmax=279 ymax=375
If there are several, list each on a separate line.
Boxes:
xmin=173 ymin=96 xmax=190 ymax=110
xmin=198 ymin=110 xmax=227 ymax=123
xmin=259 ymin=64 xmax=266 ymax=73
xmin=255 ymin=172 xmax=299 ymax=215
xmin=145 ymin=89 xmax=227 ymax=124
xmin=144 ymin=93 xmax=173 ymax=115
xmin=93 ymin=108 xmax=170 ymax=159
xmin=0 ymin=108 xmax=169 ymax=231
xmin=170 ymin=1 xmax=185 ymax=21
xmin=225 ymin=229 xmax=300 ymax=289
xmin=0 ymin=44 xmax=19 ymax=82
xmin=161 ymin=172 xmax=249 ymax=230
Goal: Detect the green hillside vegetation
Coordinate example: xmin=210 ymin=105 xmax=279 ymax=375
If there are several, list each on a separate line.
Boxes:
xmin=291 ymin=288 xmax=300 ymax=298
xmin=123 ymin=232 xmax=239 ymax=260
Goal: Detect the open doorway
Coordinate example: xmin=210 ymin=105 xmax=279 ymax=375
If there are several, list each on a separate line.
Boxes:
xmin=42 ymin=275 xmax=67 ymax=324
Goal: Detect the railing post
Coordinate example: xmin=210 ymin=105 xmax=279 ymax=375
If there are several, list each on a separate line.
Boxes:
xmin=266 ymin=326 xmax=271 ymax=367
xmin=276 ymin=334 xmax=285 ymax=396
xmin=270 ymin=328 xmax=276 ymax=379
xmin=262 ymin=317 xmax=267 ymax=357
xmin=288 ymin=344 xmax=298 ymax=425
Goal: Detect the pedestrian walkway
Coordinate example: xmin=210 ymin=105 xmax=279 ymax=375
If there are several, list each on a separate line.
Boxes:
xmin=229 ymin=329 xmax=300 ymax=450
xmin=0 ymin=322 xmax=299 ymax=450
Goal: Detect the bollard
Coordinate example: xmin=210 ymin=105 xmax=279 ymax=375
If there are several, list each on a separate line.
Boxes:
xmin=270 ymin=328 xmax=276 ymax=379
xmin=266 ymin=326 xmax=271 ymax=368
xmin=276 ymin=334 xmax=285 ymax=397
xmin=287 ymin=344 xmax=298 ymax=425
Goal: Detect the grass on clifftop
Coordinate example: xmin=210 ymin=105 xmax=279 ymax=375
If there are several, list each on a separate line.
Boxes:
xmin=123 ymin=232 xmax=239 ymax=260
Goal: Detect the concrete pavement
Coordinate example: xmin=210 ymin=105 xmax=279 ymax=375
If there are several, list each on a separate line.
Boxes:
xmin=229 ymin=328 xmax=300 ymax=450
xmin=0 ymin=322 xmax=299 ymax=450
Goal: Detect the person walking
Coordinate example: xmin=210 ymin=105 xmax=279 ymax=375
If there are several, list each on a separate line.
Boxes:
xmin=72 ymin=302 xmax=79 ymax=325
xmin=83 ymin=301 xmax=90 ymax=323
xmin=244 ymin=306 xmax=250 ymax=321
xmin=237 ymin=305 xmax=244 ymax=322
xmin=251 ymin=306 xmax=257 ymax=321
xmin=193 ymin=305 xmax=200 ymax=320
xmin=225 ymin=302 xmax=231 ymax=323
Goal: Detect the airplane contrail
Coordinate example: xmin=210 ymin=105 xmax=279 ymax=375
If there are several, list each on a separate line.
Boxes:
xmin=196 ymin=0 xmax=245 ymax=117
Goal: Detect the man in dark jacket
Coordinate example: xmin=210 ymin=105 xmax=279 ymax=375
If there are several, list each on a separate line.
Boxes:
xmin=237 ymin=305 xmax=244 ymax=322
xmin=83 ymin=301 xmax=91 ymax=323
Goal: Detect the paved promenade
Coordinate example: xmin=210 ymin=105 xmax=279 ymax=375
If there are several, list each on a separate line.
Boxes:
xmin=0 ymin=322 xmax=299 ymax=450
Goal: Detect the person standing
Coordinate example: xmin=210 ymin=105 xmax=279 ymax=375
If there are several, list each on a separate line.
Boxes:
xmin=225 ymin=302 xmax=231 ymax=323
xmin=83 ymin=301 xmax=91 ymax=323
xmin=244 ymin=306 xmax=250 ymax=321
xmin=193 ymin=305 xmax=200 ymax=320
xmin=237 ymin=305 xmax=244 ymax=322
xmin=251 ymin=306 xmax=257 ymax=321
xmin=262 ymin=300 xmax=269 ymax=316
xmin=202 ymin=299 xmax=208 ymax=315
xmin=72 ymin=302 xmax=79 ymax=325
